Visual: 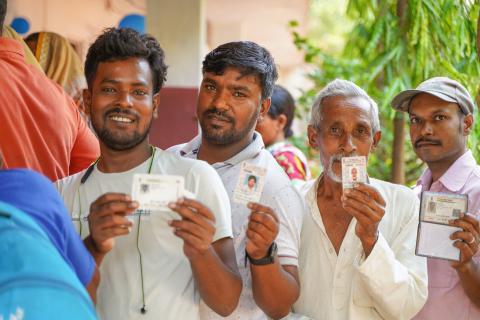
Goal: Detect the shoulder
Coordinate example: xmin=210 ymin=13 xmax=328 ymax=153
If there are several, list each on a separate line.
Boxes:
xmin=55 ymin=170 xmax=85 ymax=196
xmin=166 ymin=143 xmax=186 ymax=155
xmin=155 ymin=149 xmax=222 ymax=185
xmin=370 ymin=178 xmax=417 ymax=201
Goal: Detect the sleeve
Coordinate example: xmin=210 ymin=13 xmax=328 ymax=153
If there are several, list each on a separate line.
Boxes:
xmin=188 ymin=162 xmax=233 ymax=242
xmin=68 ymin=101 xmax=100 ymax=175
xmin=264 ymin=185 xmax=304 ymax=266
xmin=61 ymin=214 xmax=96 ymax=286
xmin=354 ymin=192 xmax=428 ymax=320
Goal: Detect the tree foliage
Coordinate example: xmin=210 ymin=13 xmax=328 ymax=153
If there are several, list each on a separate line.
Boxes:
xmin=291 ymin=0 xmax=480 ymax=185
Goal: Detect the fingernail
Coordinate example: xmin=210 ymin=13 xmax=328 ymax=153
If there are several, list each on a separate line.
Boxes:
xmin=460 ymin=212 xmax=465 ymax=218
xmin=247 ymin=202 xmax=253 ymax=209
xmin=125 ymin=195 xmax=131 ymax=201
xmin=168 ymin=220 xmax=172 ymax=226
xmin=129 ymin=201 xmax=139 ymax=208
xmin=177 ymin=197 xmax=184 ymax=204
xmin=168 ymin=202 xmax=176 ymax=209
xmin=448 ymin=219 xmax=455 ymax=224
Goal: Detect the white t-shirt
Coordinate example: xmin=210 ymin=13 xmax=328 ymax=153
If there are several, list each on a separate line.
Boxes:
xmin=169 ymin=133 xmax=304 ymax=320
xmin=56 ymin=148 xmax=233 ymax=320
xmin=292 ymin=177 xmax=428 ymax=320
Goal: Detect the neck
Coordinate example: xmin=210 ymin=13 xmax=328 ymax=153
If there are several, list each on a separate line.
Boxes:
xmin=317 ymin=174 xmax=343 ymax=201
xmin=197 ymin=131 xmax=254 ymax=165
xmin=97 ymin=141 xmax=152 ymax=173
xmin=427 ymin=148 xmax=467 ymax=182
xmin=274 ymin=133 xmax=286 ymax=144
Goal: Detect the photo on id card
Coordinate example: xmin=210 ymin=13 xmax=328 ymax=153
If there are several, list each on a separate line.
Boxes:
xmin=341 ymin=156 xmax=367 ymax=189
xmin=416 ymin=191 xmax=467 ymax=261
xmin=131 ymin=174 xmax=185 ymax=214
xmin=233 ymin=162 xmax=267 ymax=204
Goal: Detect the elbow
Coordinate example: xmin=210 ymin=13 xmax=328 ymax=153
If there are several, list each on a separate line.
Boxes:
xmin=209 ymin=276 xmax=242 ymax=317
xmin=264 ymin=307 xmax=292 ymax=320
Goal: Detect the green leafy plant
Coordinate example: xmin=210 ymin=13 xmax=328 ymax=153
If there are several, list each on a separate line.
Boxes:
xmin=290 ymin=0 xmax=480 ymax=185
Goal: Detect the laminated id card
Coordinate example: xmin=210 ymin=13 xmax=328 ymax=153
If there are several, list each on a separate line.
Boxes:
xmin=341 ymin=156 xmax=367 ymax=189
xmin=416 ymin=191 xmax=467 ymax=261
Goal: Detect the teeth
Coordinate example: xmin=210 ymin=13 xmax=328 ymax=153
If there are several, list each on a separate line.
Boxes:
xmin=110 ymin=116 xmax=133 ymax=123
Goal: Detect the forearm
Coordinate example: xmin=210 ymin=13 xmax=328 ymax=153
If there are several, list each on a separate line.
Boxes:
xmin=457 ymin=260 xmax=480 ymax=307
xmin=190 ymin=247 xmax=242 ymax=316
xmin=251 ymin=259 xmax=299 ymax=319
xmin=85 ymin=267 xmax=100 ymax=304
xmin=83 ymin=235 xmax=106 ymax=266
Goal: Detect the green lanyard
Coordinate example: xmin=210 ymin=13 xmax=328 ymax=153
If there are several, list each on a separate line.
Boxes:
xmin=76 ymin=145 xmax=156 ymax=314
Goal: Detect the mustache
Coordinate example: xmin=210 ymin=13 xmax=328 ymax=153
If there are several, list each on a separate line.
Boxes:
xmin=414 ymin=137 xmax=442 ymax=148
xmin=105 ymin=107 xmax=139 ymax=120
xmin=330 ymin=152 xmax=360 ymax=162
xmin=203 ymin=108 xmax=234 ymax=123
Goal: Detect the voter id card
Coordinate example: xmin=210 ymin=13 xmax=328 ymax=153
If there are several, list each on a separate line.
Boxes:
xmin=341 ymin=156 xmax=367 ymax=189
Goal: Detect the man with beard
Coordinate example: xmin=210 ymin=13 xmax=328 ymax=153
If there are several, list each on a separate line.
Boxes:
xmin=292 ymin=79 xmax=427 ymax=319
xmin=55 ymin=28 xmax=242 ymax=320
xmin=391 ymin=77 xmax=480 ymax=319
xmin=169 ymin=42 xmax=303 ymax=319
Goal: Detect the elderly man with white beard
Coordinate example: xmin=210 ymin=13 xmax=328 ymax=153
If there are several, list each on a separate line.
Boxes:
xmin=292 ymin=79 xmax=428 ymax=320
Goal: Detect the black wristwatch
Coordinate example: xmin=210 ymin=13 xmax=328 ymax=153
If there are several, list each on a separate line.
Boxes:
xmin=246 ymin=242 xmax=277 ymax=266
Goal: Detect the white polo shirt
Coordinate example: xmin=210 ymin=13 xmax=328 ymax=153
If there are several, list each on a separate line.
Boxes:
xmin=292 ymin=177 xmax=428 ymax=320
xmin=169 ymin=133 xmax=304 ymax=320
xmin=56 ymin=147 xmax=233 ymax=320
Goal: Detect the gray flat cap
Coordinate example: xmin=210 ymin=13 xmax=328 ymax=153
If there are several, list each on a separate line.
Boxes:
xmin=391 ymin=77 xmax=475 ymax=115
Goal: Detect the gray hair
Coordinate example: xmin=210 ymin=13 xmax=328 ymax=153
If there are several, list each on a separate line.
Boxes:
xmin=310 ymin=79 xmax=381 ymax=133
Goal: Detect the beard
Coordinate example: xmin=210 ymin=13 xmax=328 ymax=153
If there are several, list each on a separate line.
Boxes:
xmin=325 ymin=152 xmax=360 ymax=183
xmin=91 ymin=107 xmax=152 ymax=151
xmin=200 ymin=107 xmax=259 ymax=145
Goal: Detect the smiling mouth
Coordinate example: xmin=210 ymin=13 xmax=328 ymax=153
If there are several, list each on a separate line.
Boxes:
xmin=109 ymin=115 xmax=134 ymax=124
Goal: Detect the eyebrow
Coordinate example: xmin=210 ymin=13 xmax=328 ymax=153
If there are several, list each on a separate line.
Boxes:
xmin=410 ymin=108 xmax=452 ymax=118
xmin=100 ymin=79 xmax=149 ymax=87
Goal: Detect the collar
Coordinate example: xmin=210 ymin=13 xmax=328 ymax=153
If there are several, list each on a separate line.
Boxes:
xmin=416 ymin=150 xmax=477 ymax=192
xmin=0 ymin=38 xmax=25 ymax=59
xmin=179 ymin=132 xmax=265 ymax=165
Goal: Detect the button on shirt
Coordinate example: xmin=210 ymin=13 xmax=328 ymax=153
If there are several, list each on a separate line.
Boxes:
xmin=412 ymin=150 xmax=480 ymax=320
xmin=293 ymin=177 xmax=428 ymax=320
xmin=169 ymin=133 xmax=304 ymax=320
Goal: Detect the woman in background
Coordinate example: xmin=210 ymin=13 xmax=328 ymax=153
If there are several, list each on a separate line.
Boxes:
xmin=256 ymin=85 xmax=310 ymax=186
xmin=25 ymin=31 xmax=86 ymax=113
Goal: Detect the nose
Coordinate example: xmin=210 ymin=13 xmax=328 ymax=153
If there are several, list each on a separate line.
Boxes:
xmin=117 ymin=90 xmax=133 ymax=108
xmin=210 ymin=89 xmax=229 ymax=111
xmin=420 ymin=121 xmax=434 ymax=136
xmin=339 ymin=133 xmax=357 ymax=155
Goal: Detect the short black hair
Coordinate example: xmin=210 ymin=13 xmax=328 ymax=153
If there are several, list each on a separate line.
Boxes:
xmin=202 ymin=41 xmax=278 ymax=100
xmin=269 ymin=85 xmax=295 ymax=138
xmin=0 ymin=0 xmax=7 ymax=30
xmin=248 ymin=175 xmax=257 ymax=183
xmin=84 ymin=28 xmax=167 ymax=94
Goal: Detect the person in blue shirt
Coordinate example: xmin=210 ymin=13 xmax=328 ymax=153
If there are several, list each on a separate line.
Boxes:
xmin=0 ymin=152 xmax=99 ymax=302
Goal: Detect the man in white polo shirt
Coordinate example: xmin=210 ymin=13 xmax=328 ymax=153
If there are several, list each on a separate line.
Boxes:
xmin=292 ymin=79 xmax=428 ymax=319
xmin=169 ymin=41 xmax=303 ymax=320
xmin=56 ymin=28 xmax=242 ymax=320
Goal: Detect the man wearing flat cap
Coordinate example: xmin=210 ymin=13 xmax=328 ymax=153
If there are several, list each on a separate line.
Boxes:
xmin=392 ymin=77 xmax=480 ymax=319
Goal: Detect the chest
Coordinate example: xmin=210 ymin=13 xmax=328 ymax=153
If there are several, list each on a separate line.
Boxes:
xmin=318 ymin=198 xmax=353 ymax=254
